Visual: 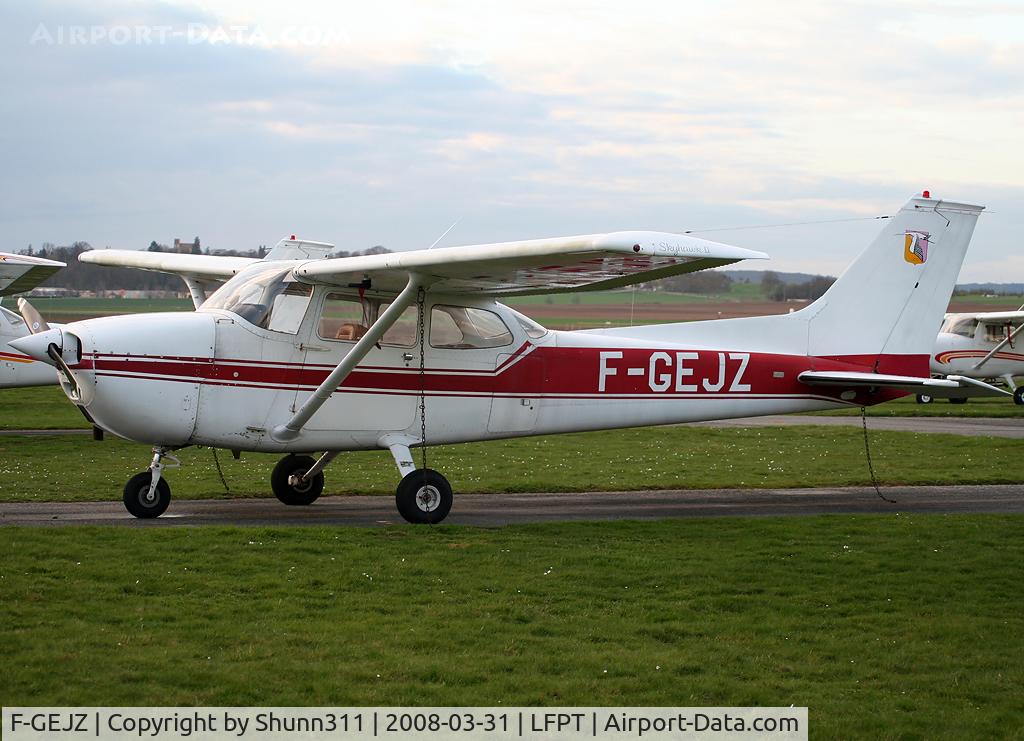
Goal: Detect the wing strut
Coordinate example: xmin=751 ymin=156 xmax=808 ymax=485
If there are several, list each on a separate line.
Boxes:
xmin=183 ymin=278 xmax=209 ymax=309
xmin=271 ymin=274 xmax=424 ymax=442
xmin=972 ymin=322 xmax=1024 ymax=370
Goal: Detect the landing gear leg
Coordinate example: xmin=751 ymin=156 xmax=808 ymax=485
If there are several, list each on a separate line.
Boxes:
xmin=382 ymin=435 xmax=453 ymax=524
xmin=123 ymin=447 xmax=178 ymax=518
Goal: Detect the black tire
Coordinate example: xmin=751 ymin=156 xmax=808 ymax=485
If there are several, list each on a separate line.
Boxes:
xmin=395 ymin=469 xmax=453 ymax=524
xmin=271 ymin=454 xmax=323 ymax=505
xmin=123 ymin=471 xmax=171 ymax=519
xmin=916 ymin=394 xmax=933 ymax=404
xmin=949 ymin=397 xmax=968 ymax=405
xmin=1014 ymin=388 xmax=1024 ymax=406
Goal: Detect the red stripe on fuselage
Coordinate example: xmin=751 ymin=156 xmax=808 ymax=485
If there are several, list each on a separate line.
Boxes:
xmin=78 ymin=347 xmax=921 ymax=402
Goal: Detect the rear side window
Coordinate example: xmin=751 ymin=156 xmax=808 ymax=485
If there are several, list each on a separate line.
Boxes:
xmin=430 ymin=305 xmax=513 ymax=349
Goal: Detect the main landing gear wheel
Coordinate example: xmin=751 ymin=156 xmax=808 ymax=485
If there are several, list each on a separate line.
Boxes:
xmin=916 ymin=394 xmax=933 ymax=404
xmin=271 ymin=454 xmax=324 ymax=506
xmin=1014 ymin=388 xmax=1024 ymax=406
xmin=396 ymin=469 xmax=453 ymax=524
xmin=123 ymin=472 xmax=171 ymax=519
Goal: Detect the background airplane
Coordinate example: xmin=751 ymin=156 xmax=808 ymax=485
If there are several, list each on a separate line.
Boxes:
xmin=918 ymin=309 xmax=1024 ymax=404
xmin=0 ymin=252 xmax=65 ymax=388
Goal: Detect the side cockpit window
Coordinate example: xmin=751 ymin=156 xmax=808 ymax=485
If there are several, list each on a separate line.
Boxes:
xmin=430 ymin=305 xmax=513 ymax=349
xmin=318 ymin=293 xmax=416 ymax=346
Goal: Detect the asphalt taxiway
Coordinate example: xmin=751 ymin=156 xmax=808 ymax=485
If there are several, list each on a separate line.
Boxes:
xmin=3 ymin=484 xmax=1023 ymax=527
xmin=697 ymin=414 xmax=1024 ymax=438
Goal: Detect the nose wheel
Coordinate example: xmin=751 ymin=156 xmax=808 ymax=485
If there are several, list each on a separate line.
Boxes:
xmin=123 ymin=472 xmax=170 ymax=518
xmin=122 ymin=447 xmax=180 ymax=518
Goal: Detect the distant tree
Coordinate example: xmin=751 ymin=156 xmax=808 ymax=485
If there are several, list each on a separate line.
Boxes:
xmin=148 ymin=241 xmax=160 ymax=252
xmin=768 ymin=275 xmax=835 ymax=302
xmin=191 ymin=240 xmax=202 ymax=255
xmin=658 ymin=271 xmax=733 ymax=295
xmin=257 ymin=244 xmax=267 ymax=258
xmin=761 ymin=271 xmax=782 ymax=297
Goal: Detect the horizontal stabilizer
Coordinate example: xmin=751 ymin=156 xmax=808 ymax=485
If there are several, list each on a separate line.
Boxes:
xmin=799 ymin=370 xmax=1010 ymax=398
xmin=0 ymin=253 xmax=65 ymax=296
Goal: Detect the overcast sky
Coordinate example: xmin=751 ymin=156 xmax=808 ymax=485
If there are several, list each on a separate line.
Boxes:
xmin=2 ymin=0 xmax=1023 ymax=281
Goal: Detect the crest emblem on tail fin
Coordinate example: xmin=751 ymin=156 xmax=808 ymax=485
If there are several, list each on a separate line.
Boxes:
xmin=904 ymin=230 xmax=930 ymax=265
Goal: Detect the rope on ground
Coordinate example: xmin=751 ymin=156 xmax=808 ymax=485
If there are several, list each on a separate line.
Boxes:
xmin=211 ymin=448 xmax=230 ymax=493
xmin=861 ymin=406 xmax=896 ymax=504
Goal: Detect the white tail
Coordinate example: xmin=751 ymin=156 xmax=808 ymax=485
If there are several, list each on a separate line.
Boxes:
xmin=601 ymin=194 xmax=985 ymax=375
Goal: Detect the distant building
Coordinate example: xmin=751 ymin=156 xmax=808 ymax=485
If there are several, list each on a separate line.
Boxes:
xmin=173 ymin=238 xmax=200 ymax=254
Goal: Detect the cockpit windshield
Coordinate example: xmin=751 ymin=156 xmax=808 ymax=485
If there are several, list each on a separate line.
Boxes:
xmin=201 ymin=264 xmax=312 ymax=334
xmin=0 ymin=305 xmax=26 ymax=328
xmin=940 ymin=315 xmax=978 ymax=338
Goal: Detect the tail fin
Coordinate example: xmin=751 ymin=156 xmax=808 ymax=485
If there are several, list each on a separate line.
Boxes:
xmin=801 ymin=194 xmax=983 ymax=371
xmin=600 ymin=194 xmax=984 ymax=375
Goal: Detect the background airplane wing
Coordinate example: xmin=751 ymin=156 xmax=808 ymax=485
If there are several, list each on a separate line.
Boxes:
xmin=78 ymin=249 xmax=257 ymax=280
xmin=799 ymin=370 xmax=1010 ymax=398
xmin=294 ymin=231 xmax=767 ymax=296
xmin=0 ymin=253 xmax=66 ymax=296
xmin=958 ymin=310 xmax=1024 ymax=322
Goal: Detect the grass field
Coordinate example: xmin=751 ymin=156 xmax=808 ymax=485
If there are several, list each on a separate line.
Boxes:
xmin=26 ymin=297 xmax=192 ymax=320
xmin=1 ymin=422 xmax=1022 ymax=502
xmin=2 ymin=516 xmax=1023 ymax=738
xmin=817 ymin=394 xmax=1024 ymax=418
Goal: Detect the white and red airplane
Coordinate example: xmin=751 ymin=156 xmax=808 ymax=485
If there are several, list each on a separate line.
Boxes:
xmin=917 ymin=310 xmax=1024 ymax=405
xmin=1 ymin=252 xmax=65 ymax=388
xmin=10 ymin=193 xmax=999 ymax=523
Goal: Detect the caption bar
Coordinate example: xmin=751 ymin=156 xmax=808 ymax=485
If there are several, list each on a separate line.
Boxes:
xmin=3 ymin=708 xmax=806 ymax=740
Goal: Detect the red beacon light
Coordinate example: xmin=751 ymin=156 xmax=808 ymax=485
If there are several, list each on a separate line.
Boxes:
xmin=290 ymin=234 xmax=297 ymax=240
xmin=922 ymin=190 xmax=931 ymax=199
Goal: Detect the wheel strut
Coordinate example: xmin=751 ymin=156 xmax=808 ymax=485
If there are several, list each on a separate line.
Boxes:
xmin=289 ymin=450 xmax=340 ymax=488
xmin=145 ymin=447 xmax=179 ymax=505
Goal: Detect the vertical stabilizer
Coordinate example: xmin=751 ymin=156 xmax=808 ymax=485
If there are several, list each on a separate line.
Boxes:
xmin=596 ymin=194 xmax=984 ymax=376
xmin=802 ymin=194 xmax=983 ymax=372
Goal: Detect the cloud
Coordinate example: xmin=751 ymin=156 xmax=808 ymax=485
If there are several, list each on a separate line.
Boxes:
xmin=0 ymin=0 xmax=1022 ymax=280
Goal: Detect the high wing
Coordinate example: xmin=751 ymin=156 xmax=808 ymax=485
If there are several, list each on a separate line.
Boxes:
xmin=0 ymin=253 xmax=66 ymax=296
xmin=78 ymin=240 xmax=338 ymax=307
xmin=954 ymin=310 xmax=1024 ymax=323
xmin=78 ymin=249 xmax=257 ymax=281
xmin=294 ymin=231 xmax=767 ymax=296
xmin=799 ymin=370 xmax=1010 ymax=398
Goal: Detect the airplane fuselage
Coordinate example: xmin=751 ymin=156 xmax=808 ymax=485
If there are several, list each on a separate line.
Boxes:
xmin=931 ymin=330 xmax=1024 ymax=381
xmin=56 ymin=296 xmax=903 ymax=452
